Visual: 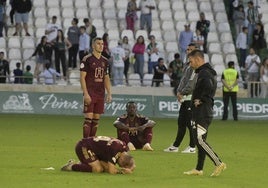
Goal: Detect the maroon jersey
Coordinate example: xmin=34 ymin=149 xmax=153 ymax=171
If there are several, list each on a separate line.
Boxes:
xmin=80 ymin=54 xmax=109 ymax=98
xmin=79 ymin=136 xmax=128 ymax=164
xmin=117 ymin=114 xmax=149 ymax=128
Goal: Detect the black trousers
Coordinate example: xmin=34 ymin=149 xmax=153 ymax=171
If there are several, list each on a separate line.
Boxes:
xmin=173 ymin=101 xmax=195 ymax=148
xmin=68 ymin=44 xmax=79 ymax=68
xmin=55 ymin=49 xmax=67 ymax=77
xmin=222 ymin=92 xmax=238 ymax=120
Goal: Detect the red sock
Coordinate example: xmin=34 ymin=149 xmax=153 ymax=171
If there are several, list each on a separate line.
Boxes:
xmin=72 ymin=163 xmax=92 ymax=172
xmin=83 ymin=118 xmax=92 ymax=138
xmin=90 ymin=119 xmax=99 ymax=137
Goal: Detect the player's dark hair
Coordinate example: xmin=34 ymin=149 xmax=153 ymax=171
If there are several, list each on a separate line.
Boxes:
xmin=126 ymin=101 xmax=136 ymax=108
xmin=228 ymin=61 xmax=235 ymax=68
xmin=188 ymin=49 xmax=204 ymax=59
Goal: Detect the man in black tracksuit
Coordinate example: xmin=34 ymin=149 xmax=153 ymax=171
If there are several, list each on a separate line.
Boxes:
xmin=184 ymin=50 xmax=226 ymax=177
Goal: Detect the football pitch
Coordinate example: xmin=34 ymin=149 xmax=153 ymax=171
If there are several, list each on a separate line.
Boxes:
xmin=0 ymin=114 xmax=267 ymax=188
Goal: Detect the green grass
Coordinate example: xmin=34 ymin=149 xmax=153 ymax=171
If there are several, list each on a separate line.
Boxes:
xmin=0 ymin=114 xmax=268 ymax=188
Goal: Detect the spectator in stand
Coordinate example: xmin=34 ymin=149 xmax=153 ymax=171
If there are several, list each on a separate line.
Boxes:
xmin=0 ymin=51 xmax=10 ymax=83
xmin=151 ymin=57 xmax=168 ymax=87
xmin=67 ymin=18 xmax=80 ymax=69
xmin=193 ymin=29 xmax=204 ymax=51
xmin=110 ymin=40 xmax=125 ymax=86
xmin=139 ymin=0 xmax=156 ymax=36
xmin=126 ymin=0 xmax=139 ymax=33
xmin=196 ymin=12 xmax=210 ymax=53
xmin=0 ymin=0 xmax=6 ymax=37
xmin=236 ymin=26 xmax=248 ymax=69
xmin=168 ymin=53 xmax=183 ymax=95
xmin=13 ymin=62 xmax=23 ymax=83
xmin=12 ymin=0 xmax=32 ymax=36
xmin=9 ymin=0 xmax=15 ymax=25
xmin=23 ymin=65 xmax=33 ymax=84
xmin=31 ymin=36 xmax=51 ymax=82
xmin=83 ymin=18 xmax=97 ymax=46
xmin=132 ymin=35 xmax=146 ymax=85
xmin=232 ymin=5 xmax=245 ymax=35
xmin=122 ymin=36 xmax=132 ymax=85
xmin=260 ymin=57 xmax=268 ymax=98
xmin=101 ymin=33 xmax=111 ymax=59
xmin=245 ymin=47 xmax=261 ymax=98
xmin=147 ymin=35 xmax=159 ymax=74
xmin=54 ymin=29 xmax=72 ymax=81
xmin=39 ymin=62 xmax=60 ymax=85
xmin=78 ymin=26 xmax=90 ymax=61
xmin=178 ymin=23 xmax=193 ymax=62
xmin=45 ymin=16 xmax=62 ymax=63
xmin=251 ymin=22 xmax=266 ymax=55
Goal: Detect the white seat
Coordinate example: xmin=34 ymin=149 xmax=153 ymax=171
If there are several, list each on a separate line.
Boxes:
xmin=108 ymin=29 xmax=120 ymax=40
xmin=105 ymin=19 xmax=119 ymax=30
xmin=92 ymin=19 xmax=105 ymax=30
xmin=104 ymin=9 xmax=117 ymax=19
xmin=173 ymin=11 xmax=186 ymax=21
xmin=33 ymin=7 xmax=46 ymax=18
xmin=103 ymin=0 xmax=115 ymax=9
xmin=204 ymin=53 xmax=210 ymax=63
xmin=0 ymin=38 xmax=6 ymax=48
xmin=74 ymin=0 xmax=87 ymax=8
xmin=199 ymin=2 xmax=212 ymax=12
xmin=207 ymin=32 xmax=219 ymax=43
xmin=35 ymin=28 xmax=46 ymax=38
xmin=22 ymin=37 xmax=35 ymax=49
xmin=186 ymin=1 xmax=198 ymax=12
xmin=152 ymin=20 xmax=160 ymax=30
xmin=220 ymin=32 xmax=233 ymax=43
xmin=33 ymin=0 xmax=45 ymax=7
xmin=23 ymin=49 xmax=35 ymax=60
xmin=75 ymin=8 xmax=88 ymax=19
xmin=163 ymin=74 xmax=171 ymax=86
xmin=96 ymin=29 xmax=105 ymax=38
xmin=208 ymin=43 xmax=221 ymax=53
xmin=8 ymin=37 xmax=21 ymax=48
xmin=210 ymin=54 xmax=224 ymax=65
xmin=135 ymin=30 xmax=148 ymax=40
xmin=222 ymin=43 xmax=236 ymax=54
xmin=217 ymin=22 xmax=231 ymax=33
xmin=165 ymin=42 xmax=179 ymax=53
xmin=214 ymin=64 xmax=226 ymax=76
xmin=209 ymin=21 xmax=217 ymax=32
xmin=8 ymin=49 xmax=22 ymax=60
xmin=213 ymin=2 xmax=226 ymax=12
xmin=61 ymin=0 xmax=74 ymax=8
xmin=163 ymin=30 xmax=177 ymax=42
xmin=118 ymin=9 xmax=126 ymax=19
xmin=69 ymin=70 xmax=80 ymax=85
xmin=90 ymin=9 xmax=103 ymax=19
xmin=158 ymin=1 xmax=170 ymax=10
xmin=143 ymin=73 xmax=153 ymax=86
xmin=261 ymin=13 xmax=268 ymax=23
xmin=215 ymin=12 xmax=228 ymax=23
xmin=225 ymin=54 xmax=238 ymax=65
xmin=108 ymin=40 xmax=118 ymax=49
xmin=62 ymin=18 xmax=73 ymax=29
xmin=151 ymin=10 xmax=158 ymax=20
xmin=204 ymin=12 xmax=214 ymax=22
xmin=176 ymin=21 xmax=188 ymax=31
xmin=187 ymin=11 xmax=200 ymax=22
xmin=116 ymin=0 xmax=127 ymax=10
xmin=149 ymin=30 xmax=162 ymax=40
xmin=128 ymin=73 xmax=141 ymax=86
xmin=161 ymin=20 xmax=174 ymax=31
xmin=171 ymin=1 xmax=184 ymax=11
xmin=121 ymin=30 xmax=134 ymax=41
xmin=62 ymin=7 xmax=75 ymax=18
xmin=160 ymin=10 xmax=172 ymax=21
xmin=47 ymin=0 xmax=60 ymax=7
xmin=88 ymin=0 xmax=101 ymax=8
xmin=48 ymin=7 xmax=60 ymax=18
xmin=34 ymin=17 xmax=48 ymax=28
xmin=156 ymin=41 xmax=164 ymax=52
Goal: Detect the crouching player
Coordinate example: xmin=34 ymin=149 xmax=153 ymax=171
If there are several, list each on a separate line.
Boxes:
xmin=61 ymin=136 xmax=135 ymax=174
xmin=113 ymin=101 xmax=156 ymax=151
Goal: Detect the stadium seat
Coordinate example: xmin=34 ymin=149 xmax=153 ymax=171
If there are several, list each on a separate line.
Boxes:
xmin=165 ymin=42 xmax=179 ymax=53
xmin=199 ymin=2 xmax=212 ymax=12
xmin=22 ymin=38 xmax=35 ymax=49
xmin=74 ymin=0 xmax=87 ymax=8
xmin=213 ymin=64 xmax=226 ymax=75
xmin=143 ymin=73 xmax=153 ymax=86
xmin=151 ymin=10 xmax=158 ymax=20
xmin=88 ymin=0 xmax=101 ymax=8
xmin=104 ymin=9 xmax=117 ymax=19
xmin=33 ymin=7 xmax=46 ymax=18
xmin=217 ymin=22 xmax=231 ymax=33
xmin=149 ymin=30 xmax=162 ymax=40
xmin=208 ymin=43 xmax=221 ymax=54
xmin=163 ymin=30 xmax=177 ymax=42
xmin=158 ymin=1 xmax=171 ymax=10
xmin=222 ymin=43 xmax=236 ymax=54
xmin=35 ymin=28 xmax=46 ymax=38
xmin=108 ymin=40 xmax=118 ymax=49
xmin=48 ymin=7 xmax=60 ymax=18
xmin=213 ymin=2 xmax=226 ymax=12
xmin=75 ymin=8 xmax=89 ymax=19
xmin=187 ymin=11 xmax=200 ymax=22
xmin=62 ymin=18 xmax=72 ymax=29
xmin=161 ymin=20 xmax=174 ymax=31
xmin=47 ymin=0 xmax=60 ymax=8
xmin=210 ymin=53 xmax=224 ymax=65
xmin=61 ymin=0 xmax=73 ymax=8
xmin=116 ymin=0 xmax=127 ymax=10
xmin=160 ymin=10 xmax=172 ymax=21
xmin=220 ymin=32 xmax=233 ymax=43
xmin=215 ymin=12 xmax=228 ymax=23
xmin=23 ymin=49 xmax=35 ymax=60
xmin=173 ymin=11 xmax=186 ymax=21
xmin=118 ymin=9 xmax=126 ymax=19
xmin=225 ymin=54 xmax=238 ymax=65
xmin=34 ymin=17 xmax=48 ymax=28
xmin=163 ymin=74 xmax=171 ymax=86
xmin=135 ymin=30 xmax=148 ymax=40
xmin=33 ymin=0 xmax=45 ymax=7
xmin=207 ymin=32 xmax=219 ymax=43
xmin=92 ymin=19 xmax=105 ymax=30
xmin=128 ymin=73 xmax=141 ymax=86
xmin=152 ymin=20 xmax=161 ymax=30
xmin=8 ymin=49 xmax=22 ymax=60
xmin=90 ymin=9 xmax=103 ymax=19
xmin=62 ymin=7 xmax=75 ymax=18
xmin=105 ymin=19 xmax=119 ymax=30
xmin=121 ymin=30 xmax=134 ymax=41
xmin=107 ymin=29 xmax=120 ymax=40
xmin=171 ymin=1 xmax=184 ymax=11
xmin=69 ymin=70 xmax=80 ymax=86
xmin=176 ymin=21 xmax=188 ymax=31
xmin=0 ymin=37 xmax=6 ymax=48
xmin=186 ymin=1 xmax=198 ymax=12
xmin=103 ymin=0 xmax=115 ymax=9
xmin=8 ymin=37 xmax=21 ymax=48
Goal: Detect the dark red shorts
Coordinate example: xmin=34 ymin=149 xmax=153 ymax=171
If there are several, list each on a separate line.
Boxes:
xmin=83 ymin=97 xmax=104 ymax=114
xmin=75 ymin=141 xmax=98 ymax=164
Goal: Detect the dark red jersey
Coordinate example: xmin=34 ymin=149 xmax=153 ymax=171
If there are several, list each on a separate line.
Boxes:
xmin=117 ymin=114 xmax=149 ymax=128
xmin=79 ymin=136 xmax=128 ymax=164
xmin=80 ymin=54 xmax=109 ymax=98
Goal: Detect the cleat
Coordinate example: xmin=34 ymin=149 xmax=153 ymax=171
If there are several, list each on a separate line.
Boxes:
xmin=163 ymin=145 xmax=178 ymax=152
xmin=211 ymin=162 xmax=227 ymax=177
xmin=61 ymin=159 xmax=75 ymax=171
xmin=142 ymin=143 xmax=154 ymax=151
xmin=127 ymin=142 xmax=136 ymax=151
xmin=184 ymin=169 xmax=203 ymax=176
xmin=181 ymin=146 xmax=196 ymax=153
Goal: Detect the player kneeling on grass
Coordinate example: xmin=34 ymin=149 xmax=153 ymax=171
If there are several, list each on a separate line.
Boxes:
xmin=113 ymin=101 xmax=156 ymax=151
xmin=61 ymin=136 xmax=135 ymax=174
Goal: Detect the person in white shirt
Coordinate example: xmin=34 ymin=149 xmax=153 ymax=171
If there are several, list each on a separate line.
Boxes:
xmin=39 ymin=62 xmax=61 ymax=85
xmin=110 ymin=40 xmax=126 ymax=86
xmin=45 ymin=16 xmax=62 ymax=64
xmin=193 ymin=29 xmax=204 ymax=51
xmin=236 ymin=26 xmax=248 ymax=69
xmin=146 ymin=35 xmax=159 ymax=74
xmin=245 ymin=47 xmax=261 ymax=98
xmin=139 ymin=0 xmax=156 ymax=36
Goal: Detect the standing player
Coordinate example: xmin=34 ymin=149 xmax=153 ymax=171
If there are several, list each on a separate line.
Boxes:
xmin=61 ymin=136 xmax=135 ymax=174
xmin=164 ymin=43 xmax=197 ymax=153
xmin=80 ymin=37 xmax=112 ymax=138
xmin=113 ymin=101 xmax=156 ymax=151
xmin=184 ymin=50 xmax=226 ymax=177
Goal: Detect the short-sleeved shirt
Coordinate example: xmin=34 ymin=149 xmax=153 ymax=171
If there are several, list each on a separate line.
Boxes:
xmin=80 ymin=54 xmax=109 ymax=98
xmin=78 ymin=136 xmax=128 ymax=164
xmin=117 ymin=114 xmax=149 ymax=128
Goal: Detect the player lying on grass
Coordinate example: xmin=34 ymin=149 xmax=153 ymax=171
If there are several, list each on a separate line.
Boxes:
xmin=61 ymin=136 xmax=135 ymax=174
xmin=113 ymin=101 xmax=156 ymax=151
